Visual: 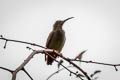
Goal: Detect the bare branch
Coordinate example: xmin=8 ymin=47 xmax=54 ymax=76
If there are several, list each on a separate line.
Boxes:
xmin=0 ymin=50 xmax=44 ymax=80
xmin=1 ymin=36 xmax=120 ymax=80
xmin=0 ymin=67 xmax=13 ymax=73
xmin=0 ymin=46 xmax=88 ymax=80
xmin=72 ymin=60 xmax=120 ymax=71
xmin=11 ymin=50 xmax=42 ymax=80
xmin=44 ymin=49 xmax=91 ymax=80
xmin=0 ymin=49 xmax=85 ymax=80
xmin=0 ymin=35 xmax=46 ymax=49
xmin=44 ymin=51 xmax=83 ymax=80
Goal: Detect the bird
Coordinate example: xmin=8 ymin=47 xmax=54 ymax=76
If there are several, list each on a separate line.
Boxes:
xmin=45 ymin=17 xmax=74 ymax=65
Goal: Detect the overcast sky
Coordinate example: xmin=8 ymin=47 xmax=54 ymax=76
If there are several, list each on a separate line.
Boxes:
xmin=0 ymin=0 xmax=120 ymax=80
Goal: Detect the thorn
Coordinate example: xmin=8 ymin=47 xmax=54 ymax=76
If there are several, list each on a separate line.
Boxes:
xmin=77 ymin=73 xmax=84 ymax=78
xmin=4 ymin=40 xmax=7 ymax=49
xmin=76 ymin=71 xmax=78 ymax=73
xmin=26 ymin=46 xmax=31 ymax=50
xmin=26 ymin=46 xmax=35 ymax=51
xmin=58 ymin=60 xmax=63 ymax=69
xmin=114 ymin=66 xmax=118 ymax=71
xmin=69 ymin=72 xmax=72 ymax=76
xmin=0 ymin=35 xmax=3 ymax=38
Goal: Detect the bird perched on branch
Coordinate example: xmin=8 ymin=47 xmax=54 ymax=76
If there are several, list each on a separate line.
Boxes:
xmin=45 ymin=17 xmax=74 ymax=65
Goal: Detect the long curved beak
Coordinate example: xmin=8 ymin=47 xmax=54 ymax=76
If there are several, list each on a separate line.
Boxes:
xmin=63 ymin=17 xmax=74 ymax=22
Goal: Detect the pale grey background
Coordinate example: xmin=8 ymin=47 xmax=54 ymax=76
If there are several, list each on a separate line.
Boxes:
xmin=0 ymin=0 xmax=120 ymax=80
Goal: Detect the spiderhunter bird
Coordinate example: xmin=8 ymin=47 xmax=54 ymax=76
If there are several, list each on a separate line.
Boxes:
xmin=45 ymin=17 xmax=74 ymax=65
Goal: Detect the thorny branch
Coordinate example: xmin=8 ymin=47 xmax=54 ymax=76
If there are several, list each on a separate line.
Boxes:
xmin=71 ymin=60 xmax=120 ymax=71
xmin=0 ymin=67 xmax=13 ymax=73
xmin=0 ymin=35 xmax=46 ymax=49
xmin=0 ymin=36 xmax=120 ymax=80
xmin=12 ymin=50 xmax=41 ymax=80
xmin=48 ymin=50 xmax=91 ymax=80
xmin=43 ymin=50 xmax=84 ymax=80
xmin=0 ymin=49 xmax=86 ymax=80
xmin=0 ymin=36 xmax=90 ymax=80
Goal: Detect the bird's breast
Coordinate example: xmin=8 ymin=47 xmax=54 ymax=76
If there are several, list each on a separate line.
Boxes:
xmin=48 ymin=30 xmax=66 ymax=52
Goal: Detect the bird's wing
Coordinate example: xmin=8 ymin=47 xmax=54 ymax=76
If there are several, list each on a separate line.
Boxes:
xmin=46 ymin=31 xmax=55 ymax=48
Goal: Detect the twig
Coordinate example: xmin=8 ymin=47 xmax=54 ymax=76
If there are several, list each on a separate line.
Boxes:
xmin=0 ymin=36 xmax=91 ymax=80
xmin=0 ymin=36 xmax=46 ymax=49
xmin=45 ymin=49 xmax=91 ymax=80
xmin=11 ymin=50 xmax=42 ymax=80
xmin=0 ymin=67 xmax=13 ymax=73
xmin=0 ymin=50 xmax=43 ymax=80
xmin=1 ymin=36 xmax=120 ymax=79
xmin=0 ymin=49 xmax=84 ymax=80
xmin=0 ymin=50 xmax=44 ymax=80
xmin=71 ymin=60 xmax=120 ymax=71
xmin=44 ymin=51 xmax=83 ymax=80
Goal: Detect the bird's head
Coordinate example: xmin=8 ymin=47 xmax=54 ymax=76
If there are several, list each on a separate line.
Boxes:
xmin=53 ymin=17 xmax=74 ymax=30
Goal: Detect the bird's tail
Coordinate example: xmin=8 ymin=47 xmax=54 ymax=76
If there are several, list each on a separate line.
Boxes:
xmin=46 ymin=52 xmax=57 ymax=65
